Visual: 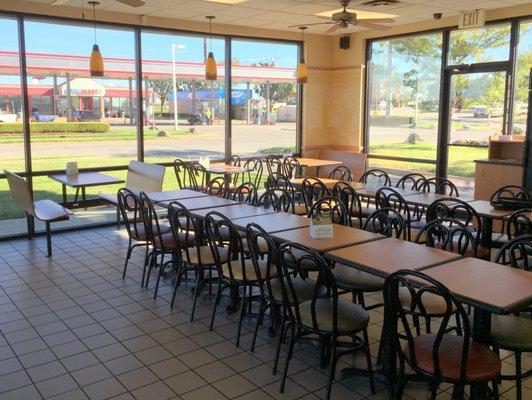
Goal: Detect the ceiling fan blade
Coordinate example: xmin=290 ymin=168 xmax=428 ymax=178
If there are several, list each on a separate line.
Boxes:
xmin=288 ymin=22 xmax=336 ymax=28
xmin=356 ymin=21 xmax=393 ymax=31
xmin=359 ymin=18 xmax=395 ymax=24
xmin=116 ymin=0 xmax=146 ymax=7
xmin=325 ymin=23 xmax=341 ymax=34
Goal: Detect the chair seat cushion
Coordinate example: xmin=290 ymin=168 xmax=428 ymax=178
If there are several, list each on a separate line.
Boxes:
xmin=132 ymin=223 xmax=171 ymax=241
xmin=269 ymin=276 xmax=318 ymax=304
xmin=243 ymin=237 xmax=269 ymax=254
xmin=490 ymin=314 xmax=532 ymax=351
xmin=351 ymin=206 xmax=374 ymax=218
xmin=299 ymin=298 xmax=369 ymax=334
xmin=406 ymin=334 xmax=501 ymax=382
xmin=222 ymin=258 xmax=273 ymax=282
xmin=33 ymin=200 xmax=72 ymax=222
xmin=398 ymin=286 xmax=455 ymax=315
xmin=333 ymin=264 xmax=384 ymax=291
xmin=186 ymin=245 xmax=229 ymax=266
xmin=153 ymin=231 xmax=194 ymax=250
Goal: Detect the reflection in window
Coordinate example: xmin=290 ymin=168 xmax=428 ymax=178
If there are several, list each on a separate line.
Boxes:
xmin=449 ymin=23 xmax=511 ymax=65
xmin=231 ymin=40 xmax=299 ymax=157
xmin=367 ymin=33 xmax=442 ymax=173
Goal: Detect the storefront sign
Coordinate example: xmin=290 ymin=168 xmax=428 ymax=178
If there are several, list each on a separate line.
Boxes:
xmin=61 ymin=78 xmax=106 ymax=97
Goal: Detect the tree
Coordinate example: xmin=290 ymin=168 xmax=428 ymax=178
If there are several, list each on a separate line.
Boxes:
xmin=149 ymin=79 xmax=172 ymax=113
xmin=250 ymin=61 xmax=296 ymax=109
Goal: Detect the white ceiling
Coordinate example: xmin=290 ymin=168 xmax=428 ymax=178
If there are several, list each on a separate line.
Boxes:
xmin=26 ymin=0 xmax=531 ymax=34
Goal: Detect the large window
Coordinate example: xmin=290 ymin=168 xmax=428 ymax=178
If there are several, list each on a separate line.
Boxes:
xmin=141 ymin=31 xmax=226 ymax=164
xmin=366 ymin=32 xmax=443 ymax=175
xmin=231 ymin=39 xmax=299 ymax=157
xmin=449 ymin=23 xmax=511 ymax=65
xmin=513 ymin=20 xmax=531 ymax=135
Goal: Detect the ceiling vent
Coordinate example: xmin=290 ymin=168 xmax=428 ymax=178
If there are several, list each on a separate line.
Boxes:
xmin=361 ymin=0 xmax=401 ymax=6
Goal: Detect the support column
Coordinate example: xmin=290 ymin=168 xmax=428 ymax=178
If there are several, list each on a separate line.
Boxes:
xmin=144 ymin=75 xmax=149 ymax=126
xmin=128 ymin=77 xmax=134 ymax=126
xmin=265 ymin=80 xmax=270 ymax=125
xmin=52 ymin=75 xmax=57 ymax=115
xmin=246 ymin=81 xmax=250 ymax=124
xmin=66 ymin=72 xmax=73 ymax=121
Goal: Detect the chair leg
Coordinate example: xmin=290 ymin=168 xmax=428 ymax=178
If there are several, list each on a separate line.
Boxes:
xmin=429 ymin=381 xmax=439 ymax=400
xmin=236 ymin=287 xmax=247 ymax=348
xmin=122 ymin=239 xmax=133 ymax=279
xmin=515 ymin=351 xmax=522 ymax=400
xmin=324 ymin=337 xmax=338 ymax=400
xmin=280 ymin=324 xmax=296 ymax=393
xmin=153 ymin=253 xmax=165 ymax=299
xmin=145 ymin=251 xmax=157 ymax=289
xmin=492 ymin=379 xmax=499 ymax=400
xmin=189 ymin=273 xmax=202 ymax=322
xmin=251 ymin=296 xmax=265 ymax=352
xmin=363 ymin=328 xmax=376 ymax=394
xmin=116 ymin=206 xmax=121 ymax=228
xmin=273 ymin=308 xmax=286 ymax=375
xmin=45 ymin=222 xmax=52 ymax=257
xmin=141 ymin=244 xmax=150 ymax=287
xmin=209 ymin=283 xmax=223 ymax=331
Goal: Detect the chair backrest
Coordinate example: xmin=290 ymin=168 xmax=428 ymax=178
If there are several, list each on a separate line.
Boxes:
xmin=188 ymin=162 xmax=208 ymax=190
xmin=126 ymin=161 xmax=165 ymax=193
xmin=396 ymin=173 xmax=427 ymax=190
xmin=204 ymin=211 xmax=250 ymax=281
xmin=204 ymin=177 xmax=229 ymax=197
xmin=282 ymin=156 xmax=301 ymax=179
xmin=307 ymin=196 xmax=350 ymax=226
xmin=4 ymin=170 xmax=34 ymax=215
xmin=332 ymin=182 xmax=364 ymax=227
xmin=363 ymin=207 xmax=407 ymax=239
xmin=426 ymin=197 xmax=480 ymax=230
xmin=256 ymin=189 xmax=295 ymax=213
xmin=231 ymin=182 xmax=258 ymax=204
xmin=495 ymin=234 xmax=532 ymax=271
xmin=117 ymin=188 xmax=145 ymax=241
xmin=265 ymin=172 xmax=295 ymax=193
xmin=301 ymin=178 xmax=330 ymax=212
xmin=265 ymin=154 xmax=282 ymax=175
xmin=375 ymin=187 xmax=412 ymax=222
xmin=278 ymin=243 xmax=339 ymax=335
xmin=242 ymin=157 xmax=264 ymax=188
xmin=359 ymin=169 xmax=391 ymax=187
xmin=245 ymin=223 xmax=278 ymax=295
xmin=415 ymin=217 xmax=477 ymax=256
xmin=490 ymin=185 xmax=529 ymax=202
xmin=419 ymin=177 xmax=459 ymax=196
xmin=173 ymin=159 xmax=190 ymax=189
xmin=229 ymin=155 xmax=241 ymax=185
xmin=384 ymin=269 xmax=472 ymax=384
xmin=138 ymin=191 xmax=166 ymax=248
xmin=167 ymin=201 xmax=202 ymax=264
xmin=328 ymin=165 xmax=352 ymax=182
xmin=506 ymin=208 xmax=532 ymax=240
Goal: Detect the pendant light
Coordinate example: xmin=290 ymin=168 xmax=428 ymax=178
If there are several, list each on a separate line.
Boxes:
xmin=89 ymin=1 xmax=104 ymax=77
xmin=296 ymin=26 xmax=308 ymax=84
xmin=205 ymin=16 xmax=217 ymax=81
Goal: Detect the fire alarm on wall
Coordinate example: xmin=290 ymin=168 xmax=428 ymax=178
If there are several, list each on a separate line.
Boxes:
xmin=339 ymin=36 xmax=350 ymax=50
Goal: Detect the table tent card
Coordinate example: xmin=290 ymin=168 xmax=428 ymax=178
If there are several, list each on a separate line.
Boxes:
xmin=66 ymin=162 xmax=78 ymax=177
xmin=366 ymin=175 xmax=386 ymax=191
xmin=310 ymin=213 xmax=333 ymax=239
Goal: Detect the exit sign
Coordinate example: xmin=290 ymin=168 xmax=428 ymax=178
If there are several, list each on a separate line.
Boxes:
xmin=459 ymin=9 xmax=486 ymax=29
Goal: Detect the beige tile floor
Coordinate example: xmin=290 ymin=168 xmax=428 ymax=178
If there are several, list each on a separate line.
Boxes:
xmin=0 ymin=227 xmax=529 ymax=400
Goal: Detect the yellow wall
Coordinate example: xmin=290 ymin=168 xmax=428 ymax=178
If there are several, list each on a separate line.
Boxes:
xmin=1 ymin=1 xmax=530 ymax=156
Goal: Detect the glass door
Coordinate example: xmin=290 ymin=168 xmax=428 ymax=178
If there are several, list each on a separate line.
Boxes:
xmin=445 ymin=70 xmax=507 ymax=196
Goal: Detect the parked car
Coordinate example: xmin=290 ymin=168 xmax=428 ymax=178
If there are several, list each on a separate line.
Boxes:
xmin=472 ymin=105 xmax=503 ymax=118
xmin=74 ymin=110 xmax=101 ymax=122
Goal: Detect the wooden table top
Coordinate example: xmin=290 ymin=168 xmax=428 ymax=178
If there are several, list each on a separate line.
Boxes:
xmin=148 ymin=189 xmax=209 ymax=203
xmin=400 ymin=192 xmax=467 ymax=207
xmin=230 ymin=212 xmax=310 ymax=233
xmin=295 ymin=158 xmax=342 ymax=168
xmin=271 ymin=225 xmax=385 ymax=253
xmin=290 ymin=178 xmax=339 ymax=189
xmin=349 ymin=183 xmax=418 ymax=198
xmin=191 ymin=204 xmax=277 ymax=220
xmin=326 ymin=237 xmax=462 ymax=278
xmin=49 ymin=172 xmax=124 ymax=188
xmin=206 ymin=163 xmax=252 ymax=174
xmin=160 ymin=195 xmax=239 ymax=211
xmin=467 ymin=200 xmax=515 ymax=219
xmin=422 ymin=258 xmax=532 ymax=314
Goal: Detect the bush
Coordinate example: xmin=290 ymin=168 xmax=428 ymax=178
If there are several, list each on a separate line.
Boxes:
xmin=0 ymin=122 xmax=110 ymax=134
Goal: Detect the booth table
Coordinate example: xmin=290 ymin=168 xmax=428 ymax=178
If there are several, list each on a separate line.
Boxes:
xmin=49 ymin=172 xmax=124 ymax=206
xmin=148 ymin=189 xmax=209 ymax=204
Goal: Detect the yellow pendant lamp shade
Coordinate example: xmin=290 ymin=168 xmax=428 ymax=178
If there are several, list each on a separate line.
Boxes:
xmin=90 ymin=44 xmax=104 ymax=77
xmin=205 ymin=51 xmax=217 ymax=81
xmin=296 ymin=59 xmax=308 ymax=84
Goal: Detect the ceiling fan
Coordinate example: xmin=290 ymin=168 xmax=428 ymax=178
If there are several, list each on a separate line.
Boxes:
xmin=290 ymin=0 xmax=395 ymax=34
xmin=51 ymin=0 xmax=145 ymax=7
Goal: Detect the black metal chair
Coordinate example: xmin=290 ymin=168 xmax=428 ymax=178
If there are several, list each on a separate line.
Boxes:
xmin=362 ymin=207 xmax=408 ymax=240
xmin=173 ymin=158 xmax=191 ymax=189
xmin=265 ymin=172 xmax=306 ymax=215
xmin=384 ymin=269 xmax=501 ymax=399
xmin=396 ymin=173 xmax=427 ymax=190
xmin=301 ymin=178 xmax=331 ymax=214
xmin=307 ymin=196 xmax=350 ymax=226
xmin=266 ymin=154 xmax=283 ymax=175
xmin=415 ymin=217 xmax=477 ymax=257
xmin=241 ymin=157 xmax=264 ymax=188
xmin=255 ymin=189 xmax=295 ymax=213
xmin=375 ymin=186 xmax=421 ymax=240
xmin=282 ymin=156 xmax=301 ymax=179
xmin=505 ymin=208 xmax=532 ymax=240
xmin=490 ymin=186 xmax=529 ymax=246
xmin=359 ymin=169 xmax=392 ymax=187
xmin=277 ymin=243 xmax=375 ymax=400
xmin=419 ymin=177 xmax=459 ymax=196
xmin=492 ymin=236 xmax=532 ymax=400
xmin=328 ymin=165 xmax=352 ymax=182
xmin=205 ymin=212 xmax=266 ymax=347
xmin=332 ymin=181 xmax=371 ymax=228
xmin=426 ymin=198 xmax=489 ymax=259
xmin=231 ymin=182 xmax=258 ymax=204
xmin=204 ymin=176 xmax=229 ymax=197
xmin=188 ymin=161 xmax=208 ymax=191
xmin=229 ymin=154 xmax=242 ymax=187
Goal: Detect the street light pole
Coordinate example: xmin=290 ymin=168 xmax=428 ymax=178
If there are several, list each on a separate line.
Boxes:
xmin=171 ymin=43 xmax=185 ymax=131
